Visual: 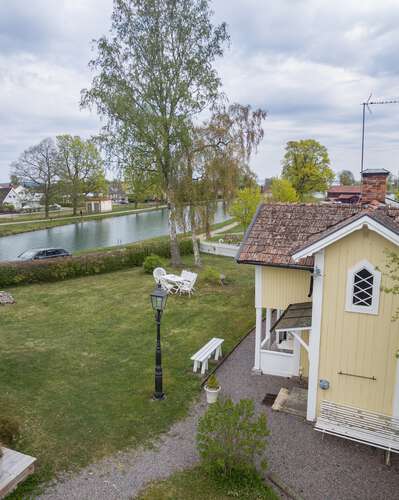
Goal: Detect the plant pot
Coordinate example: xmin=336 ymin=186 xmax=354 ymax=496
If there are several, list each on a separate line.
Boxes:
xmin=204 ymin=385 xmax=221 ymax=404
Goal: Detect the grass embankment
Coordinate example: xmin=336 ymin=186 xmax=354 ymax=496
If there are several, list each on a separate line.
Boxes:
xmin=0 ymin=203 xmax=165 ymax=237
xmin=138 ymin=467 xmax=279 ymax=500
xmin=206 ymin=222 xmax=245 ymax=244
xmin=1 ymin=254 xmax=254 ymax=497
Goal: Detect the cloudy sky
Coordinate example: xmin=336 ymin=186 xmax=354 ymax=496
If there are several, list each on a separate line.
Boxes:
xmin=1 ymin=0 xmax=398 ymax=183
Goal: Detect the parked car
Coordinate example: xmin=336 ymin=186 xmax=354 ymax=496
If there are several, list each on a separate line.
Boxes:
xmin=49 ymin=204 xmax=62 ymax=211
xmin=17 ymin=248 xmax=71 ymax=261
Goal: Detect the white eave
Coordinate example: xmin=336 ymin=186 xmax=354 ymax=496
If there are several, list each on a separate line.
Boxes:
xmin=292 ymin=214 xmax=399 ymax=261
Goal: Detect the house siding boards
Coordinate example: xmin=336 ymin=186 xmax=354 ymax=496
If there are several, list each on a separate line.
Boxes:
xmin=261 ymin=267 xmax=310 ymax=309
xmin=317 ymin=229 xmax=399 ymax=416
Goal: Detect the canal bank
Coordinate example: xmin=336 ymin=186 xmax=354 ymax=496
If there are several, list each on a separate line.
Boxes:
xmin=0 ymin=204 xmax=230 ymax=261
xmin=0 ymin=204 xmax=167 ymax=237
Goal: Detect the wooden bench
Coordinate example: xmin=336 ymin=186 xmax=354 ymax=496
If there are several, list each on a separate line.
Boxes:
xmin=191 ymin=338 xmax=224 ymax=374
xmin=315 ymin=400 xmax=399 ymax=454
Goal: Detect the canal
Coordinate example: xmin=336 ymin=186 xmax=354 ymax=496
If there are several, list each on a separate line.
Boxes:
xmin=0 ymin=204 xmax=230 ymax=261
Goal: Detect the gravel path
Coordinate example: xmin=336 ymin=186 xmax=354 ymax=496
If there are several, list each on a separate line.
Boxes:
xmin=39 ymin=329 xmax=399 ymax=500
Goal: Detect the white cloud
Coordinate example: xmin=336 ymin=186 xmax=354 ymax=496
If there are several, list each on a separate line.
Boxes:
xmin=1 ymin=0 xmax=399 ymax=183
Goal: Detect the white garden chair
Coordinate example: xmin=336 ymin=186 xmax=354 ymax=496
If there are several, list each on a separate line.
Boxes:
xmin=153 ymin=267 xmax=166 ymax=285
xmin=178 ymin=270 xmax=198 ymax=296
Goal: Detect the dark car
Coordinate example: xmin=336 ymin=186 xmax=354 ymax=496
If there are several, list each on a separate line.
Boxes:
xmin=17 ymin=248 xmax=71 ymax=261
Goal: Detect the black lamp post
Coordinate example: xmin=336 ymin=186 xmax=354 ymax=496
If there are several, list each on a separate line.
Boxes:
xmin=150 ymin=284 xmax=168 ymax=400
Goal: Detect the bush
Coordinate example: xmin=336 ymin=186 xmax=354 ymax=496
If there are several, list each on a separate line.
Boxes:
xmin=0 ymin=238 xmax=193 ymax=287
xmin=197 ymin=398 xmax=269 ymax=481
xmin=143 ymin=254 xmax=165 ymax=274
xmin=0 ymin=203 xmax=16 ymax=213
xmin=0 ymin=417 xmax=20 ymax=447
xmin=200 ymin=266 xmax=222 ymax=286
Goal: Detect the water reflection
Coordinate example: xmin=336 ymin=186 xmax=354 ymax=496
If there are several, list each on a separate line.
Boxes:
xmin=0 ymin=204 xmax=228 ymax=261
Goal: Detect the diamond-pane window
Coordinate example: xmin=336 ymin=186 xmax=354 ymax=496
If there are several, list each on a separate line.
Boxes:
xmin=346 ymin=260 xmax=381 ymax=315
xmin=353 ymin=268 xmax=374 ymax=306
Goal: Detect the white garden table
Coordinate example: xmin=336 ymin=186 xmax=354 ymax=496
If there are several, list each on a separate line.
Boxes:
xmin=162 ymin=273 xmax=185 ymax=293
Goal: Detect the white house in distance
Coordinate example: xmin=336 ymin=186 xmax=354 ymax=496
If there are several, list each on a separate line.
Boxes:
xmin=0 ymin=184 xmax=23 ymax=210
xmin=85 ymin=197 xmax=113 ymax=214
xmin=0 ymin=184 xmax=42 ymax=211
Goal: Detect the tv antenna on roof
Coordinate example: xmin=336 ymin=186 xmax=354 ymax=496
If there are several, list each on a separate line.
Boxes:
xmin=360 ymin=94 xmax=399 ymax=172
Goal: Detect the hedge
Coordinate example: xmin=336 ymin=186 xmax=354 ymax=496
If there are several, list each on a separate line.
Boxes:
xmin=0 ymin=238 xmax=193 ymax=287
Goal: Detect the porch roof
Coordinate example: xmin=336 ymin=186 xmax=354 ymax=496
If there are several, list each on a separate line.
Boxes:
xmin=272 ymin=302 xmax=312 ymax=332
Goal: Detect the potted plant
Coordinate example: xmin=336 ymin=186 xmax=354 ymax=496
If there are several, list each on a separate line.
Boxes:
xmin=204 ymin=374 xmax=221 ymax=404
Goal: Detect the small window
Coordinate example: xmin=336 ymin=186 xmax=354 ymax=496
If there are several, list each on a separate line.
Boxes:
xmin=346 ymin=260 xmax=381 ymax=315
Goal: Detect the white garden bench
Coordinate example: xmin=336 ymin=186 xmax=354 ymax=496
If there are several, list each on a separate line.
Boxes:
xmin=316 ymin=400 xmax=399 ymax=455
xmin=191 ymin=337 xmax=224 ymax=374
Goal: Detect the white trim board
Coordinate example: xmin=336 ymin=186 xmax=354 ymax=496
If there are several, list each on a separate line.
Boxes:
xmin=307 ymin=250 xmax=324 ymax=422
xmin=292 ymin=215 xmax=399 ymax=260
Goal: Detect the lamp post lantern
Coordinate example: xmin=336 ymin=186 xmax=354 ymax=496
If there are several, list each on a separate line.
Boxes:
xmin=150 ymin=285 xmax=168 ymax=400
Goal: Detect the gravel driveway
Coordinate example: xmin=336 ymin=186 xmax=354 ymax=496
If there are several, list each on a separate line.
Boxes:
xmin=39 ymin=329 xmax=398 ymax=500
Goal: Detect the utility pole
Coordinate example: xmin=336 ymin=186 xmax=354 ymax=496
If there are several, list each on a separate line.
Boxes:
xmin=360 ymin=95 xmax=399 ymax=172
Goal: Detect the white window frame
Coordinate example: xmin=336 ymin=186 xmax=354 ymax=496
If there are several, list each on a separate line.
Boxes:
xmin=345 ymin=260 xmax=381 ymax=315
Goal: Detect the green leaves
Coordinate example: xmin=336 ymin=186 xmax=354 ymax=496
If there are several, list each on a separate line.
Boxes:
xmin=230 ymin=187 xmax=262 ymax=230
xmin=282 ymin=139 xmax=334 ymax=200
xmin=197 ymin=398 xmax=269 ymax=479
xmin=270 ymin=178 xmax=299 ymax=202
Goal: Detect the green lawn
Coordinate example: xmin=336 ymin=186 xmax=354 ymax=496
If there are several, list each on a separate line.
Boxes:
xmin=0 ymin=254 xmax=254 ymax=496
xmin=137 ymin=467 xmax=279 ymax=500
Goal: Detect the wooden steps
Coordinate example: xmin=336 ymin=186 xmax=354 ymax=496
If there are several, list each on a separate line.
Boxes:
xmin=0 ymin=447 xmax=36 ymax=499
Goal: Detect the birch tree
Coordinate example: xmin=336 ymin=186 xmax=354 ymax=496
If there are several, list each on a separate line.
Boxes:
xmin=11 ymin=138 xmax=58 ymax=218
xmin=81 ymin=0 xmax=229 ymax=265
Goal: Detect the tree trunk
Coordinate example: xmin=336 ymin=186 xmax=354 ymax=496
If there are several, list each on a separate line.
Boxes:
xmin=190 ymin=206 xmax=201 ymax=267
xmin=205 ymin=204 xmax=211 ymax=239
xmin=44 ymin=193 xmax=49 ymax=218
xmin=72 ymin=194 xmax=78 ymax=216
xmin=168 ymin=199 xmax=182 ymax=266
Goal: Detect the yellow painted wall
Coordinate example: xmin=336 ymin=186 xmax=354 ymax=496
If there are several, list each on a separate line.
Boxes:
xmin=300 ymin=331 xmax=310 ymax=378
xmin=262 ymin=267 xmax=311 ymax=309
xmin=317 ymin=228 xmax=399 ymax=416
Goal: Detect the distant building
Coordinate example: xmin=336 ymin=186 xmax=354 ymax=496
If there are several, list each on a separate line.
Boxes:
xmin=0 ymin=184 xmax=21 ymax=210
xmin=326 ymin=185 xmax=361 ymax=204
xmin=85 ymin=197 xmax=113 ymax=214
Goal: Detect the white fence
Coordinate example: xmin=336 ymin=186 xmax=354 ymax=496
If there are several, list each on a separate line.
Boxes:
xmin=200 ymin=241 xmax=239 ymax=258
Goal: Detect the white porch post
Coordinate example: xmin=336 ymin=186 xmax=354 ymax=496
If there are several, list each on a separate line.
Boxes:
xmin=307 ymin=250 xmax=325 ymax=422
xmin=393 ymin=353 xmax=399 ymax=417
xmin=253 ymin=266 xmax=263 ymax=373
xmin=265 ymin=308 xmax=272 ymax=342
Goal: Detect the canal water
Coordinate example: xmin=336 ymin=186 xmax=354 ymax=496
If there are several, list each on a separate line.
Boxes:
xmin=0 ymin=204 xmax=229 ymax=261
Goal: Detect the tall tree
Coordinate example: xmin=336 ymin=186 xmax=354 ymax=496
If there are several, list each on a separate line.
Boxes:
xmin=339 ymin=169 xmax=355 ymax=186
xmin=174 ymin=103 xmax=266 ymax=265
xmin=56 ymin=135 xmax=105 ymax=215
xmin=81 ymin=0 xmax=229 ymax=265
xmin=11 ymin=138 xmax=58 ymax=218
xmin=282 ymin=139 xmax=334 ymax=200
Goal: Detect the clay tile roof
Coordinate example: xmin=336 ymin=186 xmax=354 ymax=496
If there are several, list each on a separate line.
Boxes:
xmin=327 ymin=185 xmax=361 ymax=194
xmin=236 ymin=203 xmax=399 ymax=268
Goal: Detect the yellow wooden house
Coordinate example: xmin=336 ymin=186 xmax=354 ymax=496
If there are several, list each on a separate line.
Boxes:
xmin=237 ymin=169 xmax=399 ymax=455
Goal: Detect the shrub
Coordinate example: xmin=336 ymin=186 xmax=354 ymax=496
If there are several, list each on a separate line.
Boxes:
xmin=206 ymin=374 xmax=220 ymax=390
xmin=197 ymin=398 xmax=269 ymax=481
xmin=0 ymin=203 xmax=16 ymax=213
xmin=0 ymin=417 xmax=20 ymax=447
xmin=143 ymin=254 xmax=165 ymax=274
xmin=200 ymin=266 xmax=221 ymax=286
xmin=0 ymin=238 xmax=193 ymax=287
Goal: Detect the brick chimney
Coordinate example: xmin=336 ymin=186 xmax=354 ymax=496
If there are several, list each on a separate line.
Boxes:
xmin=361 ymin=169 xmax=389 ymax=205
